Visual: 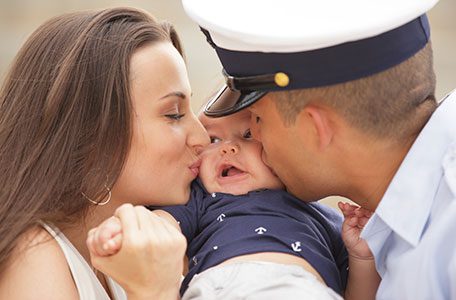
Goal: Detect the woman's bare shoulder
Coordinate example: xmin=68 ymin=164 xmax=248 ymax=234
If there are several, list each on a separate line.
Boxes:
xmin=0 ymin=226 xmax=79 ymax=299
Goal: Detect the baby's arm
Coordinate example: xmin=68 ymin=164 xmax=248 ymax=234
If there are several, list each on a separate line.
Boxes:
xmin=87 ymin=210 xmax=180 ymax=257
xmin=338 ymin=202 xmax=380 ymax=300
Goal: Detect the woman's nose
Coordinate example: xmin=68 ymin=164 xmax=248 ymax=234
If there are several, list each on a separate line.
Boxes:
xmin=188 ymin=115 xmax=210 ymax=154
xmin=220 ymin=142 xmax=239 ymax=155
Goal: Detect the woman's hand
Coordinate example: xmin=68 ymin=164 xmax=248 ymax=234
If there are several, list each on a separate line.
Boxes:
xmin=87 ymin=216 xmax=123 ymax=257
xmin=87 ymin=204 xmax=186 ymax=300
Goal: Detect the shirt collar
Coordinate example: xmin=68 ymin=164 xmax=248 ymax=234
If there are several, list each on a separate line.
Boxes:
xmin=364 ymin=91 xmax=456 ymax=247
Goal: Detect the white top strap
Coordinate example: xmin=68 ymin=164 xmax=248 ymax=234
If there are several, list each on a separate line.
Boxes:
xmin=41 ymin=222 xmax=126 ymax=300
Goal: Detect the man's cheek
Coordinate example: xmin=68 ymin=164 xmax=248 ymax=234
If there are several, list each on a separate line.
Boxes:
xmin=261 ymin=149 xmax=269 ymax=165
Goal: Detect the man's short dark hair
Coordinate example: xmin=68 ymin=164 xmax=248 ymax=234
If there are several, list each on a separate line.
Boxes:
xmin=272 ymin=43 xmax=437 ymax=141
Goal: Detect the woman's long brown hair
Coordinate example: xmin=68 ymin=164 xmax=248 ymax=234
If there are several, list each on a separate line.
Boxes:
xmin=0 ymin=7 xmax=184 ymax=270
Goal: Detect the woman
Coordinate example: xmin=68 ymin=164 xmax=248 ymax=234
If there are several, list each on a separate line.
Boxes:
xmin=0 ymin=7 xmax=208 ymax=299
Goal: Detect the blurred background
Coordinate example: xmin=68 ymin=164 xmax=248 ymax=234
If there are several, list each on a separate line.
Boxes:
xmin=1 ymin=0 xmax=455 ymax=207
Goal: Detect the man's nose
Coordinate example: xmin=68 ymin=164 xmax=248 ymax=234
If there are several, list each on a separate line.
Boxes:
xmin=219 ymin=142 xmax=239 ymax=155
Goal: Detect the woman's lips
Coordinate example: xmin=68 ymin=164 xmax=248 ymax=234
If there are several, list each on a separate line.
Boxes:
xmin=189 ymin=159 xmax=201 ymax=177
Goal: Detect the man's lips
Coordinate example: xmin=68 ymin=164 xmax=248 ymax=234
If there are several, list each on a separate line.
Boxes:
xmin=189 ymin=159 xmax=201 ymax=177
xmin=261 ymin=150 xmax=279 ymax=177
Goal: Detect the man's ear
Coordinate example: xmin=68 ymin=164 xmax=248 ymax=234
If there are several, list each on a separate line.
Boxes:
xmin=299 ymin=104 xmax=335 ymax=150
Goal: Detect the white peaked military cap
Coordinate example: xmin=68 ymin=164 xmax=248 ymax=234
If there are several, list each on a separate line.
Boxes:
xmin=182 ymin=0 xmax=439 ymax=117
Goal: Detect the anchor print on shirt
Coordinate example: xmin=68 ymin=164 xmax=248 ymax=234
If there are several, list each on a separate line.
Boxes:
xmin=291 ymin=241 xmax=302 ymax=252
xmin=255 ymin=227 xmax=267 ymax=234
xmin=217 ymin=213 xmax=226 ymax=222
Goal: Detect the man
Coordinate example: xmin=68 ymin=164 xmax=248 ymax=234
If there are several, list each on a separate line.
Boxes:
xmin=182 ymin=0 xmax=456 ymax=299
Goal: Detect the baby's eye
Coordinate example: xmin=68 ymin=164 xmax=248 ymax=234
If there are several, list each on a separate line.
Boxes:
xmin=210 ymin=136 xmax=222 ymax=143
xmin=243 ymin=128 xmax=252 ymax=139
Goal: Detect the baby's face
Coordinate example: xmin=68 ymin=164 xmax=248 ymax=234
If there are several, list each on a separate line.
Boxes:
xmin=198 ymin=109 xmax=284 ymax=195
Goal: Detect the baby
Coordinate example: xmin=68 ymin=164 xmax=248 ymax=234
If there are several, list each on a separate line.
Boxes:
xmin=88 ymin=109 xmax=376 ymax=299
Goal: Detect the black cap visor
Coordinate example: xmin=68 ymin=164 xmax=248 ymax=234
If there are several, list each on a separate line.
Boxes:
xmin=204 ymin=85 xmax=266 ymax=117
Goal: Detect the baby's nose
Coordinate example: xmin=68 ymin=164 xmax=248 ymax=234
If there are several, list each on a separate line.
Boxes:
xmin=220 ymin=143 xmax=239 ymax=155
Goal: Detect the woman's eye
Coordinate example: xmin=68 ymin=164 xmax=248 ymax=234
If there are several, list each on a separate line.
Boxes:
xmin=243 ymin=128 xmax=252 ymax=139
xmin=165 ymin=113 xmax=185 ymax=121
xmin=210 ymin=136 xmax=221 ymax=144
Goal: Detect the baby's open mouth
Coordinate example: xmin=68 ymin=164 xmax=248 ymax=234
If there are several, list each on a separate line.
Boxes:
xmin=220 ymin=165 xmax=245 ymax=177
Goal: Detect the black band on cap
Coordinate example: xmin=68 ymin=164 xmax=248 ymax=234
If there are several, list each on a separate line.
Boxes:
xmin=202 ymin=15 xmax=430 ymax=91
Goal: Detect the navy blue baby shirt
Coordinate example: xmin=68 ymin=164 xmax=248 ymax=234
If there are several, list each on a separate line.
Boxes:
xmin=157 ymin=180 xmax=348 ymax=295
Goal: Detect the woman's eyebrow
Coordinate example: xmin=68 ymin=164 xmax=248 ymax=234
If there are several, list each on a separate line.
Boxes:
xmin=159 ymin=91 xmax=186 ymax=100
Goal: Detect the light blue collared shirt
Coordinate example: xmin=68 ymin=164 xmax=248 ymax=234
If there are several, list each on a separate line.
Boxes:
xmin=361 ymin=90 xmax=456 ymax=300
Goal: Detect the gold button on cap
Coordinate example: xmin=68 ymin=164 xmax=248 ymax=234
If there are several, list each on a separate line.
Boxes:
xmin=274 ymin=72 xmax=289 ymax=87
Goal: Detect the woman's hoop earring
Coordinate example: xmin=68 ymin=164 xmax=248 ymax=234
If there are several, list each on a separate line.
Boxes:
xmin=81 ymin=186 xmax=112 ymax=206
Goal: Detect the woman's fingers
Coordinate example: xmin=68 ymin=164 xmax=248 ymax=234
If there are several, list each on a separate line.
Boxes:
xmin=102 ymin=233 xmax=123 ymax=255
xmin=87 ymin=230 xmax=101 ymax=256
xmin=115 ymin=203 xmax=140 ymax=240
xmin=99 ymin=216 xmax=122 ymax=241
xmin=87 ymin=216 xmax=123 ymax=257
xmin=89 ymin=204 xmax=186 ymax=297
xmin=133 ymin=206 xmax=186 ymax=256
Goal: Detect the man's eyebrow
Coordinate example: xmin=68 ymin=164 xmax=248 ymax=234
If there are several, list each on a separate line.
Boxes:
xmin=246 ymin=105 xmax=257 ymax=113
xmin=159 ymin=91 xmax=187 ymax=100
